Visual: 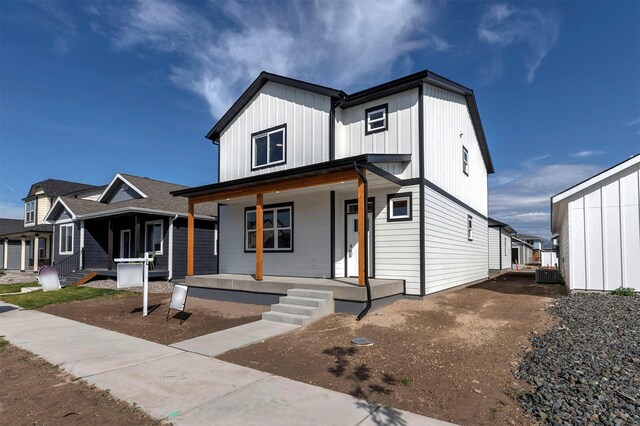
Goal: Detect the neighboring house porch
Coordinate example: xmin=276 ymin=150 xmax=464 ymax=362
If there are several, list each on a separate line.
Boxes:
xmin=0 ymin=219 xmax=52 ymax=272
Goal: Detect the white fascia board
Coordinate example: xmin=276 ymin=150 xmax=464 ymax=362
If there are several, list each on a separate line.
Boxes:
xmin=78 ymin=206 xmax=217 ymax=221
xmin=97 ymin=173 xmax=147 ymax=202
xmin=551 ymin=154 xmax=640 ymax=205
xmin=43 ymin=197 xmax=77 ymax=223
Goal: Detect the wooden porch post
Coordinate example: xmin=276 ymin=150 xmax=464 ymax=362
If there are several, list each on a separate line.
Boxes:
xmin=187 ymin=200 xmax=195 ymax=276
xmin=107 ymin=219 xmax=113 ymax=270
xmin=256 ymin=193 xmax=264 ymax=281
xmin=357 ymin=170 xmax=366 ymax=287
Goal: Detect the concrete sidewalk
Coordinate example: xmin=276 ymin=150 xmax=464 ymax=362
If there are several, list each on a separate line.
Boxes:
xmin=0 ymin=305 xmax=453 ymax=426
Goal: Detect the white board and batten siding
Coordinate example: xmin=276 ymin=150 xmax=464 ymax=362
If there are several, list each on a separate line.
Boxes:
xmin=424 ymin=186 xmax=488 ymax=294
xmin=488 ymin=227 xmax=511 ymax=270
xmin=335 ymin=90 xmax=420 ymax=179
xmin=561 ymin=162 xmax=640 ymax=291
xmin=218 ymin=81 xmax=331 ymax=182
xmin=219 ymin=192 xmax=332 ymax=278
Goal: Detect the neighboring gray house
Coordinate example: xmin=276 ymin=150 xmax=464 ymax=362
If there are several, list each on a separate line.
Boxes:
xmin=512 ymin=237 xmax=534 ymax=268
xmin=488 ymin=218 xmax=516 ymax=272
xmin=45 ymin=173 xmax=218 ymax=284
xmin=1 ymin=179 xmax=96 ymax=272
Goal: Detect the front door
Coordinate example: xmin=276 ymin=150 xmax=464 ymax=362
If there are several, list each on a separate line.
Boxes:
xmin=120 ymin=229 xmax=131 ymax=258
xmin=345 ymin=200 xmax=373 ymax=277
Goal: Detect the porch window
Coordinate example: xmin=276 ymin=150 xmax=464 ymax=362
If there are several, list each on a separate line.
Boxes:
xmin=252 ymin=125 xmax=286 ymax=170
xmin=467 ymin=215 xmax=473 ymax=241
xmin=387 ymin=192 xmax=412 ymax=221
xmin=463 ymin=146 xmax=469 ymax=176
xmin=25 ymin=200 xmax=35 ymax=223
xmin=145 ymin=220 xmax=164 ymax=254
xmin=59 ymin=224 xmax=73 ymax=254
xmin=245 ymin=203 xmax=293 ymax=252
xmin=365 ymin=104 xmax=388 ymax=135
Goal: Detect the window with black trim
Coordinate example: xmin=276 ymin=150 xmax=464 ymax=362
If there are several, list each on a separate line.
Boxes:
xmin=467 ymin=215 xmax=473 ymax=241
xmin=245 ymin=203 xmax=293 ymax=252
xmin=463 ymin=146 xmax=469 ymax=176
xmin=252 ymin=125 xmax=286 ymax=169
xmin=25 ymin=200 xmax=35 ymax=223
xmin=387 ymin=192 xmax=412 ymax=222
xmin=365 ymin=104 xmax=388 ymax=135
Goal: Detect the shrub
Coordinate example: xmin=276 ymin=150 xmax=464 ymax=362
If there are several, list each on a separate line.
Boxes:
xmin=611 ymin=287 xmax=636 ymax=297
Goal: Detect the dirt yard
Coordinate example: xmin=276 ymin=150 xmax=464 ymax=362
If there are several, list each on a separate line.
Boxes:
xmin=40 ymin=293 xmax=269 ymax=345
xmin=219 ymin=274 xmax=566 ymax=426
xmin=0 ymin=339 xmax=164 ymax=425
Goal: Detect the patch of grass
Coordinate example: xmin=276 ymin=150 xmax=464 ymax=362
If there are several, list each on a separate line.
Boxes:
xmin=400 ymin=375 xmax=412 ymax=386
xmin=0 ymin=337 xmax=8 ymax=351
xmin=0 ymin=282 xmax=40 ymax=294
xmin=611 ymin=287 xmax=636 ymax=297
xmin=97 ymin=388 xmax=111 ymax=397
xmin=1 ymin=286 xmax=124 ymax=310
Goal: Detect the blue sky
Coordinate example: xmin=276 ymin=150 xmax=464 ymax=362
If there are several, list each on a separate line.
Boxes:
xmin=1 ymin=0 xmax=639 ymax=239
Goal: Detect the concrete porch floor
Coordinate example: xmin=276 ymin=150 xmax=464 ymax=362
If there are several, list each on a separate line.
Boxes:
xmin=185 ymin=274 xmax=404 ymax=302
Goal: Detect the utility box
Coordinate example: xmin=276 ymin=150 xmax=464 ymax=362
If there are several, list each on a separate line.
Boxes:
xmin=536 ymin=269 xmax=561 ymax=284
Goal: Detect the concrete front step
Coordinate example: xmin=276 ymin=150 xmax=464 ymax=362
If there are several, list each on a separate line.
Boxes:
xmin=271 ymin=303 xmax=317 ymax=317
xmin=280 ymin=296 xmax=324 ymax=308
xmin=262 ymin=311 xmax=311 ymax=326
xmin=287 ymin=289 xmax=333 ymax=300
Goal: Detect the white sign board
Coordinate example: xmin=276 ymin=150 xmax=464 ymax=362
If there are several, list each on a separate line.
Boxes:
xmin=170 ymin=284 xmax=189 ymax=311
xmin=116 ymin=263 xmax=144 ymax=288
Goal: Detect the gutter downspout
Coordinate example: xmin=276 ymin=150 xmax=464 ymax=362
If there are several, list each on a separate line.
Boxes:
xmin=168 ymin=214 xmax=178 ymax=281
xmin=353 ymin=162 xmax=372 ymax=321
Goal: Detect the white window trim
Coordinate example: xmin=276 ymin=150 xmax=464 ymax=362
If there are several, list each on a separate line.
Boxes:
xmin=389 ymin=197 xmax=411 ymax=220
xmin=59 ymin=224 xmax=74 ymax=255
xmin=245 ymin=205 xmax=293 ymax=252
xmin=144 ymin=220 xmax=164 ymax=255
xmin=463 ymin=146 xmax=469 ymax=176
xmin=25 ymin=200 xmax=35 ymax=223
xmin=365 ymin=105 xmax=387 ymax=134
xmin=252 ymin=126 xmax=286 ymax=169
xmin=467 ymin=215 xmax=473 ymax=241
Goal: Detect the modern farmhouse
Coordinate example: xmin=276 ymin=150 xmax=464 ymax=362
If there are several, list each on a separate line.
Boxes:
xmin=551 ymin=154 xmax=640 ymax=291
xmin=174 ymin=70 xmax=494 ymax=309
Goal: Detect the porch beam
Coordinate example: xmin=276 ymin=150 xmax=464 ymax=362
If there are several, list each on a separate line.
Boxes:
xmin=188 ymin=170 xmax=359 ymax=205
xmin=358 ymin=169 xmax=366 ymax=287
xmin=187 ymin=200 xmax=195 ymax=276
xmin=256 ymin=193 xmax=264 ymax=281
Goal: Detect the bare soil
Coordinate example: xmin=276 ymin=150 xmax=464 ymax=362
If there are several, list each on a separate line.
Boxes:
xmin=0 ymin=339 xmax=164 ymax=425
xmin=219 ymin=274 xmax=566 ymax=426
xmin=40 ymin=293 xmax=269 ymax=345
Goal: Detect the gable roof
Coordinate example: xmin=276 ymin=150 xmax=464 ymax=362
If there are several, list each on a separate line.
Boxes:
xmin=488 ymin=217 xmax=517 ymax=234
xmin=0 ymin=218 xmax=52 ymax=237
xmin=205 ymin=70 xmax=495 ymax=174
xmin=45 ymin=174 xmax=217 ymax=222
xmin=23 ymin=179 xmax=97 ymax=200
xmin=97 ymin=173 xmax=147 ymax=202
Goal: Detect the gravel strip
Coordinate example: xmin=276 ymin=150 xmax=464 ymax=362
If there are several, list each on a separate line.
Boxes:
xmin=0 ymin=271 xmax=37 ymax=285
xmin=83 ymin=278 xmax=175 ymax=294
xmin=515 ymin=293 xmax=639 ymax=425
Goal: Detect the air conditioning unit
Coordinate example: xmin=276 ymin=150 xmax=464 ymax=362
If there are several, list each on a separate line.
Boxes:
xmin=535 ymin=269 xmax=561 ymax=284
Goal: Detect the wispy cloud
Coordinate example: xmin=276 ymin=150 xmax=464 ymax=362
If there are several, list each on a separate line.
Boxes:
xmin=489 ymin=156 xmax=600 ymax=238
xmin=626 ymin=117 xmax=640 ymax=126
xmin=571 ymin=150 xmax=605 ymax=158
xmin=478 ymin=3 xmax=559 ymax=83
xmin=84 ymin=0 xmax=447 ymax=118
xmin=0 ymin=202 xmax=24 ymax=220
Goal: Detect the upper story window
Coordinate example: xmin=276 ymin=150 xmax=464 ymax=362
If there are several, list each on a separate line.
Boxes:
xmin=462 ymin=146 xmax=469 ymax=176
xmin=467 ymin=215 xmax=473 ymax=241
xmin=365 ymin=104 xmax=388 ymax=135
xmin=252 ymin=124 xmax=286 ymax=170
xmin=245 ymin=203 xmax=293 ymax=252
xmin=145 ymin=220 xmax=164 ymax=255
xmin=387 ymin=193 xmax=412 ymax=222
xmin=25 ymin=200 xmax=35 ymax=223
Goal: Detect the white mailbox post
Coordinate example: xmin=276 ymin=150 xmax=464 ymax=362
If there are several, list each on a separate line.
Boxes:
xmin=115 ymin=252 xmax=150 ymax=316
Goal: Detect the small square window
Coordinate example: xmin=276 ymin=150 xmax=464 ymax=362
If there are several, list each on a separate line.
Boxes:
xmin=252 ymin=125 xmax=286 ymax=169
xmin=463 ymin=146 xmax=469 ymax=176
xmin=365 ymin=104 xmax=388 ymax=135
xmin=387 ymin=193 xmax=412 ymax=222
xmin=467 ymin=215 xmax=473 ymax=241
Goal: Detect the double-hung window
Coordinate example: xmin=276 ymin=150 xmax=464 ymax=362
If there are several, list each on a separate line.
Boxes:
xmin=25 ymin=200 xmax=35 ymax=223
xmin=59 ymin=224 xmax=74 ymax=254
xmin=252 ymin=125 xmax=286 ymax=169
xmin=365 ymin=104 xmax=388 ymax=135
xmin=467 ymin=215 xmax=473 ymax=241
xmin=462 ymin=146 xmax=469 ymax=176
xmin=387 ymin=193 xmax=412 ymax=221
xmin=145 ymin=220 xmax=164 ymax=254
xmin=245 ymin=203 xmax=293 ymax=252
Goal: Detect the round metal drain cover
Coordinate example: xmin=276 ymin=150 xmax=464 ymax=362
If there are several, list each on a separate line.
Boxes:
xmin=351 ymin=337 xmax=373 ymax=346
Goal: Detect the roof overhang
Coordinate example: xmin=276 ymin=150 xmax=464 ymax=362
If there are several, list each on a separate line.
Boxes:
xmin=172 ymin=154 xmax=411 ymax=200
xmin=512 ymin=237 xmax=534 ymax=249
xmin=78 ymin=207 xmax=216 ymax=221
xmin=488 ymin=217 xmax=516 ymax=234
